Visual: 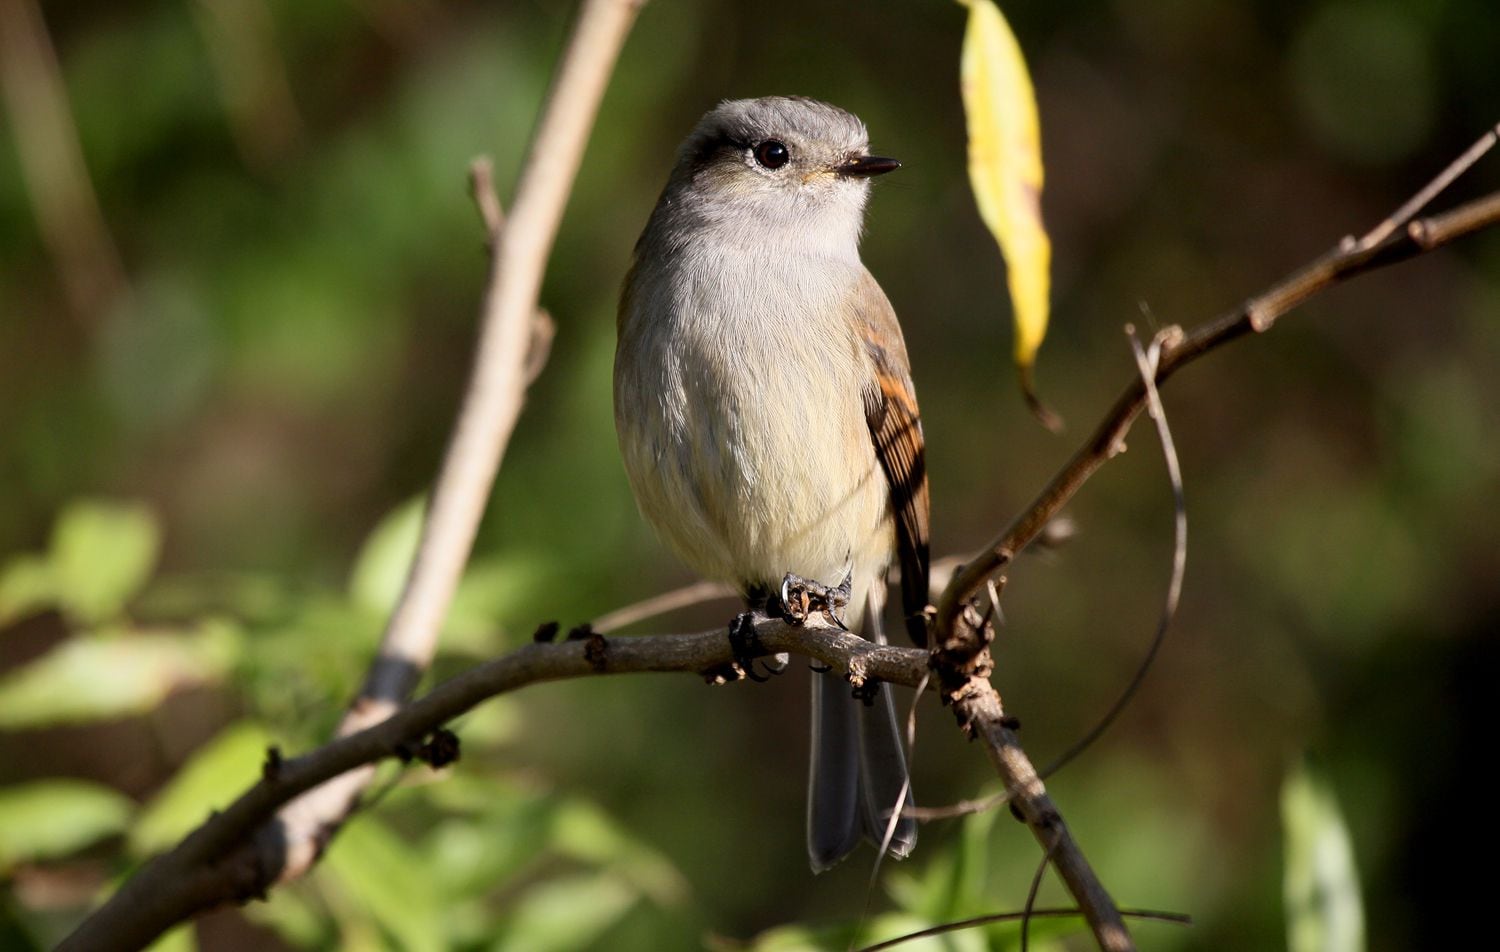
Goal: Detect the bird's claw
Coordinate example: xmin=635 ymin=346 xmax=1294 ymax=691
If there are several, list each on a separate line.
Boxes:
xmin=777 ymin=570 xmax=853 ymax=630
xmin=718 ymin=611 xmax=788 ymax=683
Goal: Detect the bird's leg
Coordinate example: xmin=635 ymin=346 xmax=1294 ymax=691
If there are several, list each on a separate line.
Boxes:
xmin=714 ymin=586 xmax=788 ymax=683
xmin=776 ymin=569 xmax=853 ymax=631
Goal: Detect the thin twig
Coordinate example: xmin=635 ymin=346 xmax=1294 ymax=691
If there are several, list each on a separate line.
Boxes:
xmin=851 ymin=906 xmax=1193 ymax=952
xmin=1356 ymin=124 xmax=1499 ymax=249
xmin=1022 ymin=837 xmax=1062 ymax=952
xmin=0 ymin=0 xmax=129 ymax=323
xmin=935 ymin=151 xmax=1500 ymax=649
xmin=469 ymin=156 xmax=506 ymax=239
xmin=904 ymin=789 xmax=1010 ymax=821
xmin=924 ymin=143 xmax=1500 ymax=952
xmin=853 ymin=668 xmax=929 ymax=952
xmin=592 ymin=579 xmax=738 ymax=633
xmin=190 ymin=0 xmax=305 ymax=170
xmin=1036 ymin=324 xmax=1187 ymax=780
xmin=910 ymin=326 xmax=1189 ymax=825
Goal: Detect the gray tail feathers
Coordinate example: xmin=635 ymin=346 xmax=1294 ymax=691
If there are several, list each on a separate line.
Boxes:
xmin=807 ymin=586 xmax=918 ymax=873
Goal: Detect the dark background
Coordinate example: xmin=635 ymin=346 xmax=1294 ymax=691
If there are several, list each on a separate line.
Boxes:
xmin=2 ymin=0 xmax=1498 ymax=948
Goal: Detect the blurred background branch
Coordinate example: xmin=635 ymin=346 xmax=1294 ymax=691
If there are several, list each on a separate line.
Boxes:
xmin=0 ymin=0 xmax=127 ymax=324
xmin=188 ymin=0 xmax=305 ymax=173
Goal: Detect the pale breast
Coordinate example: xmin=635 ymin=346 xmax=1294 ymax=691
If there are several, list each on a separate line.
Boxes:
xmin=615 ymin=248 xmax=894 ymax=591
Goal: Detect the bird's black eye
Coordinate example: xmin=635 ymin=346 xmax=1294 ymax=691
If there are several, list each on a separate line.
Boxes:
xmin=754 ymin=139 xmax=790 ymax=170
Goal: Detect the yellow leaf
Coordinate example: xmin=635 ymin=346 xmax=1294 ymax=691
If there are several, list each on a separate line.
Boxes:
xmin=961 ymin=0 xmax=1054 ymax=419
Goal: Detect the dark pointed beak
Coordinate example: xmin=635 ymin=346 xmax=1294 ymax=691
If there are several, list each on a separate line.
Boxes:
xmin=835 ymin=155 xmax=902 ymax=178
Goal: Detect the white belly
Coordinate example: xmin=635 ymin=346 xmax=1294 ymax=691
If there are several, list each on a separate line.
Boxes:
xmin=615 ymin=254 xmax=893 ymax=592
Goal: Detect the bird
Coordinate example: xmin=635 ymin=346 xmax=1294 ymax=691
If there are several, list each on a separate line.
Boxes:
xmin=613 ymin=96 xmax=929 ymax=871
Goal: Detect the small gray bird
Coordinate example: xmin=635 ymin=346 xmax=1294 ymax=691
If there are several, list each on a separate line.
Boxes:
xmin=614 ymin=96 xmax=929 ymax=871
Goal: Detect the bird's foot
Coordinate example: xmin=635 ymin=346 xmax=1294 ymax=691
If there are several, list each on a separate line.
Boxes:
xmin=775 ymin=570 xmax=853 ymax=630
xmin=705 ymin=611 xmax=789 ymax=684
xmin=850 ymin=678 xmax=881 ymax=707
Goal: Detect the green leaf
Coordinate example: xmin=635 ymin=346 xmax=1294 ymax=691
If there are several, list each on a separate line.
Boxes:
xmin=1282 ymin=761 xmax=1366 ymax=952
xmin=146 ymin=923 xmax=197 ymax=952
xmin=492 ymin=872 xmax=638 ymax=952
xmin=551 ymin=798 xmax=689 ymax=906
xmin=348 ymin=496 xmax=425 ymax=616
xmin=131 ymin=721 xmax=276 ymax=855
xmin=444 ymin=555 xmax=551 ymax=653
xmin=0 ymin=555 xmax=56 ymax=626
xmin=890 ymin=793 xmax=999 ymax=925
xmin=0 ymin=780 xmax=135 ymax=872
xmin=742 ymin=913 xmax=935 ymax=952
xmin=0 ymin=623 xmax=238 ymax=728
xmin=416 ymin=776 xmax=556 ymax=895
xmin=242 ymin=884 xmax=333 ymax=949
xmin=50 ymin=499 xmax=162 ymax=624
xmin=321 ymin=817 xmax=444 ymax=952
xmin=960 ymin=0 xmax=1054 ymax=416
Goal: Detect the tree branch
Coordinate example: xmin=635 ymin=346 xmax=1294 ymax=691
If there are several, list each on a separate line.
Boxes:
xmin=0 ymin=0 xmax=129 ymax=323
xmin=59 ymin=620 xmax=927 ymax=951
xmin=933 ymin=183 xmax=1500 ymax=641
xmin=261 ymin=0 xmax=642 ymax=892
xmin=59 ymin=0 xmax=643 ymax=947
xmin=57 ymin=64 xmax=1500 ymax=952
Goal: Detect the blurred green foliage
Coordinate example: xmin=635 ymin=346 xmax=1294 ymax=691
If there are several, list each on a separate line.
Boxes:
xmin=2 ymin=0 xmax=1498 ymax=950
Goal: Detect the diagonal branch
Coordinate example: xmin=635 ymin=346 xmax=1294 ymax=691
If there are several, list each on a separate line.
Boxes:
xmin=934 ymin=174 xmax=1500 ymax=642
xmin=56 ymin=99 xmax=1500 ymax=952
xmin=60 ymin=619 xmax=929 ymax=951
xmin=59 ymin=1 xmax=644 ymax=948
xmin=264 ymin=0 xmax=643 ymax=889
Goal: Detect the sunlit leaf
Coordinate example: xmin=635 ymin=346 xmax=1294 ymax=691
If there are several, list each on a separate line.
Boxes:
xmin=739 ymin=913 xmax=937 ymax=951
xmin=146 ymin=923 xmax=197 ymax=952
xmin=131 ymin=721 xmax=277 ymax=855
xmin=348 ymin=496 xmax=425 ymax=616
xmin=889 ymin=794 xmax=999 ymax=925
xmin=321 ymin=817 xmax=444 ymax=952
xmin=50 ymin=499 xmax=162 ymax=624
xmin=552 ymin=798 xmax=689 ymax=906
xmin=0 ymin=555 xmax=55 ymax=626
xmin=492 ymin=872 xmax=638 ymax=952
xmin=0 ymin=623 xmax=238 ymax=728
xmin=1282 ymin=761 xmax=1366 ymax=952
xmin=960 ymin=0 xmax=1054 ymax=419
xmin=0 ymin=780 xmax=134 ymax=872
xmin=444 ymin=555 xmax=552 ymax=653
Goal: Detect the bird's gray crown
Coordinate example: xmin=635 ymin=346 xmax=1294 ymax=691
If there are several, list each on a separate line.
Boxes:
xmin=644 ymin=96 xmax=884 ymax=261
xmin=680 ymin=96 xmax=870 ymax=169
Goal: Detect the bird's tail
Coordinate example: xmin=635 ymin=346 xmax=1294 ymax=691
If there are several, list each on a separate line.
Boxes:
xmin=807 ymin=584 xmax=917 ymax=872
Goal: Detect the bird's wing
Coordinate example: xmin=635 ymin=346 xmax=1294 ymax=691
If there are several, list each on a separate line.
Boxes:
xmin=853 ymin=271 xmax=931 ymax=647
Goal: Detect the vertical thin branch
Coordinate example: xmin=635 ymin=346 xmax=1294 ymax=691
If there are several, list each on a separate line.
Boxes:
xmin=190 ymin=0 xmax=306 ymax=171
xmin=0 ymin=0 xmax=128 ymax=323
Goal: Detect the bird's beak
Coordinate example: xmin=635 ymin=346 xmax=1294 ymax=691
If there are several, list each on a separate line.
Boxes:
xmin=834 ymin=155 xmax=902 ymax=178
